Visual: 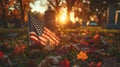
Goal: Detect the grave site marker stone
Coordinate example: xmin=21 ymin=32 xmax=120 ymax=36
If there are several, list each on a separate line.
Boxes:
xmin=106 ymin=4 xmax=120 ymax=29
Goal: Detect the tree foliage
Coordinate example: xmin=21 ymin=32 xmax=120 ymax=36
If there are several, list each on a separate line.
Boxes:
xmin=90 ymin=0 xmax=118 ymax=12
xmin=0 ymin=0 xmax=34 ymax=28
xmin=47 ymin=0 xmax=77 ymax=28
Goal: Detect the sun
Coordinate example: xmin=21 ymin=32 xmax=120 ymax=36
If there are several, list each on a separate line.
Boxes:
xmin=57 ymin=7 xmax=67 ymax=25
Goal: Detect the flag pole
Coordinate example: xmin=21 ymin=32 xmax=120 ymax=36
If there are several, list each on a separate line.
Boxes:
xmin=27 ymin=12 xmax=32 ymax=45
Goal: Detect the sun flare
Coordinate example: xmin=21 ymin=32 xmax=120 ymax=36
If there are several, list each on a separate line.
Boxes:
xmin=58 ymin=7 xmax=67 ymax=25
xmin=70 ymin=12 xmax=76 ymax=23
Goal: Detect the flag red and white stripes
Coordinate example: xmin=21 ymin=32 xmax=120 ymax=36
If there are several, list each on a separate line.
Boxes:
xmin=30 ymin=27 xmax=60 ymax=46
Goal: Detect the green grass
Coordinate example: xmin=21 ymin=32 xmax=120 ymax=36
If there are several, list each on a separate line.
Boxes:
xmin=0 ymin=27 xmax=119 ymax=41
xmin=0 ymin=27 xmax=120 ymax=34
xmin=65 ymin=27 xmax=120 ymax=33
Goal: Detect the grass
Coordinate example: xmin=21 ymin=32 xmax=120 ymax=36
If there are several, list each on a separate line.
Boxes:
xmin=66 ymin=27 xmax=120 ymax=33
xmin=0 ymin=26 xmax=120 ymax=34
xmin=0 ymin=26 xmax=120 ymax=41
xmin=0 ymin=27 xmax=120 ymax=41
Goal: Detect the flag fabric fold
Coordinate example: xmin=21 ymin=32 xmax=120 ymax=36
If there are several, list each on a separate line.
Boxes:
xmin=28 ymin=13 xmax=60 ymax=46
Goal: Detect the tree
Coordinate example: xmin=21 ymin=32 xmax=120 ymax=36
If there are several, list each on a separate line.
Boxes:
xmin=90 ymin=0 xmax=116 ymax=26
xmin=74 ymin=0 xmax=91 ymax=23
xmin=90 ymin=0 xmax=118 ymax=13
xmin=47 ymin=0 xmax=62 ymax=12
xmin=47 ymin=0 xmax=63 ymax=23
xmin=18 ymin=0 xmax=34 ymax=23
xmin=0 ymin=0 xmax=34 ymax=28
xmin=65 ymin=0 xmax=76 ymax=21
xmin=0 ymin=0 xmax=9 ymax=28
xmin=47 ymin=0 xmax=77 ymax=28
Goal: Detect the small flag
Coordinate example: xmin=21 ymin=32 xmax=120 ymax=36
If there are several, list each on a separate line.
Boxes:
xmin=28 ymin=13 xmax=60 ymax=46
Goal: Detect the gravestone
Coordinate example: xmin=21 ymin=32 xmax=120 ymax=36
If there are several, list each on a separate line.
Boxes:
xmin=114 ymin=11 xmax=120 ymax=28
xmin=106 ymin=4 xmax=120 ymax=29
xmin=117 ymin=11 xmax=120 ymax=26
xmin=108 ymin=6 xmax=116 ymax=25
xmin=106 ymin=5 xmax=116 ymax=29
xmin=44 ymin=6 xmax=56 ymax=31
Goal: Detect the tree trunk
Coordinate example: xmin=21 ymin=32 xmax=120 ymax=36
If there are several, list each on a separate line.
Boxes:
xmin=19 ymin=0 xmax=24 ymax=23
xmin=1 ymin=3 xmax=8 ymax=28
xmin=66 ymin=9 xmax=73 ymax=28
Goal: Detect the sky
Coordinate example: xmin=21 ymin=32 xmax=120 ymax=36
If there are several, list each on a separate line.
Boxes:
xmin=29 ymin=0 xmax=48 ymax=14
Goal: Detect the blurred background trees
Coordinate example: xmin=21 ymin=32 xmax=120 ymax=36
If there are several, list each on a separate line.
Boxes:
xmin=0 ymin=0 xmax=34 ymax=28
xmin=0 ymin=0 xmax=119 ymax=28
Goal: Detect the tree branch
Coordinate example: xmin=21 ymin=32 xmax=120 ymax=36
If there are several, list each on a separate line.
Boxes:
xmin=47 ymin=0 xmax=56 ymax=8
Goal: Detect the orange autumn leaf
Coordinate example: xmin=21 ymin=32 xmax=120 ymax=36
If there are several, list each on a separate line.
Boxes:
xmin=21 ymin=45 xmax=26 ymax=49
xmin=14 ymin=45 xmax=26 ymax=54
xmin=77 ymin=51 xmax=88 ymax=61
xmin=21 ymin=45 xmax=26 ymax=52
xmin=14 ymin=46 xmax=21 ymax=54
xmin=93 ymin=34 xmax=101 ymax=42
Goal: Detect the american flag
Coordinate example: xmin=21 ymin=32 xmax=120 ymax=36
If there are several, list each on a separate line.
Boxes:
xmin=28 ymin=13 xmax=60 ymax=46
